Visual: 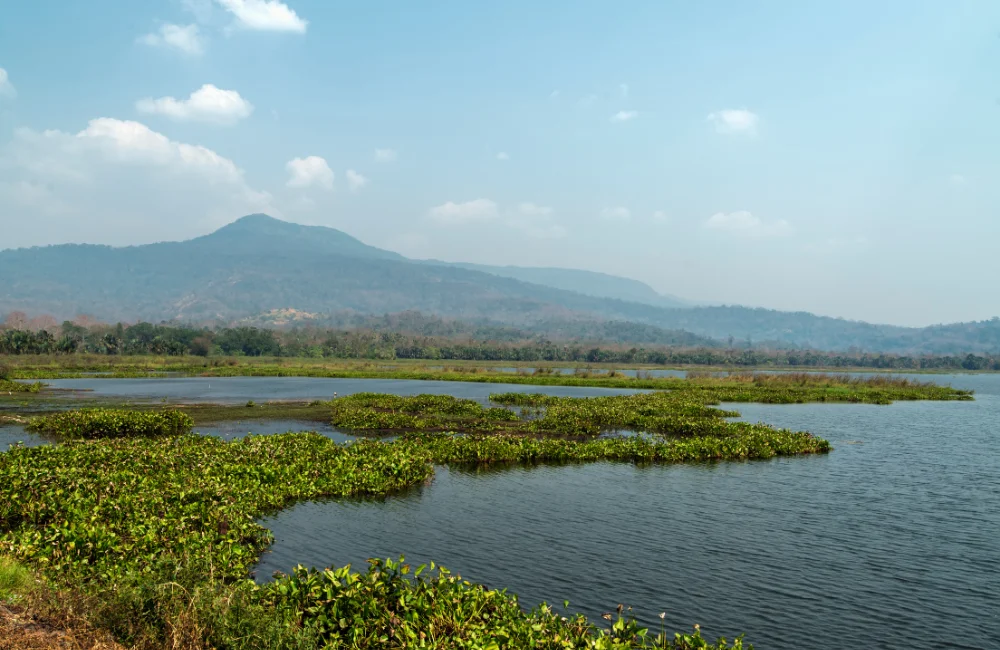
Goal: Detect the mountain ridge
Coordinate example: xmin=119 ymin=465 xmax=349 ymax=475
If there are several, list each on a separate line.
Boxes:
xmin=2 ymin=214 xmax=998 ymax=354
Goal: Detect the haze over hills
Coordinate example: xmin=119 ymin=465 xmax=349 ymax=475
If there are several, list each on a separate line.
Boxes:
xmin=439 ymin=262 xmax=691 ymax=309
xmin=1 ymin=214 xmax=998 ymax=354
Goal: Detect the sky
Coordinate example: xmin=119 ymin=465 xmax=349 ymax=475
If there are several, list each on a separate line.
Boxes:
xmin=0 ymin=0 xmax=998 ymax=327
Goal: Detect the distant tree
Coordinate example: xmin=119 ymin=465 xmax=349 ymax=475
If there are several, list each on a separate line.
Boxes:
xmin=3 ymin=311 xmax=28 ymax=330
xmin=216 ymin=327 xmax=281 ymax=357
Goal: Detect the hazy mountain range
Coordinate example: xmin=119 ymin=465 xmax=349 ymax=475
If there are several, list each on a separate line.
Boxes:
xmin=1 ymin=214 xmax=997 ymax=354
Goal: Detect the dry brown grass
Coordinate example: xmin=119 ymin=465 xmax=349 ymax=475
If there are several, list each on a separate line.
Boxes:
xmin=685 ymin=370 xmax=932 ymax=388
xmin=0 ymin=604 xmax=123 ymax=650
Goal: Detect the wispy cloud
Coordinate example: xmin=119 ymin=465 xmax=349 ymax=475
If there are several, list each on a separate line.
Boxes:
xmin=0 ymin=118 xmax=273 ymax=247
xmin=949 ymin=173 xmax=969 ymax=187
xmin=136 ymin=84 xmax=253 ymax=125
xmin=705 ymin=211 xmax=789 ymax=237
xmin=374 ymin=148 xmax=398 ymax=163
xmin=620 ymin=83 xmax=629 ymax=98
xmin=496 ymin=151 xmax=510 ymax=161
xmin=214 ymin=0 xmax=307 ymax=33
xmin=286 ymin=156 xmax=334 ymax=189
xmin=346 ymin=169 xmax=368 ymax=192
xmin=601 ymin=206 xmax=631 ymax=221
xmin=428 ymin=199 xmax=498 ymax=224
xmin=508 ymin=203 xmax=566 ymax=239
xmin=611 ymin=110 xmax=638 ymax=123
xmin=651 ymin=210 xmax=668 ymax=223
xmin=0 ymin=67 xmax=16 ymax=99
xmin=137 ymin=24 xmax=205 ymax=55
xmin=516 ymin=202 xmax=553 ymax=217
xmin=707 ymin=108 xmax=759 ymax=136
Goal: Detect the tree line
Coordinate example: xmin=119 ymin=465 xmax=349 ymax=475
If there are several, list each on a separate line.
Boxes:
xmin=1 ymin=321 xmax=998 ymax=371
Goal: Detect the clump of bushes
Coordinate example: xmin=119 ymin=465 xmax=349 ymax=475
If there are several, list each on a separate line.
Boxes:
xmin=0 ymin=363 xmax=43 ymax=393
xmin=27 ymin=408 xmax=193 ymax=439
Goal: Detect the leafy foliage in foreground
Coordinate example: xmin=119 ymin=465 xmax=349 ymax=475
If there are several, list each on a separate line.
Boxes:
xmin=265 ymin=557 xmax=749 ymax=649
xmin=0 ymin=425 xmax=806 ymax=647
xmin=27 ymin=408 xmax=194 ymax=439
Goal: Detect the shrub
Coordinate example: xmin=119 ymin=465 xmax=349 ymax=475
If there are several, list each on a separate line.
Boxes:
xmin=27 ymin=408 xmax=193 ymax=439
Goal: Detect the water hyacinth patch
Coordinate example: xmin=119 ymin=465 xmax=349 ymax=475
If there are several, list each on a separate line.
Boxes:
xmin=0 ymin=426 xmax=809 ymax=647
xmin=0 ymin=378 xmax=43 ymax=393
xmin=27 ymin=408 xmax=194 ymax=439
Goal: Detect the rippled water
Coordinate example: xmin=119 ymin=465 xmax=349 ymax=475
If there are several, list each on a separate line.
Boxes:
xmin=257 ymin=374 xmax=1000 ymax=650
xmin=41 ymin=377 xmax=647 ymax=403
xmin=0 ymin=425 xmax=51 ymax=451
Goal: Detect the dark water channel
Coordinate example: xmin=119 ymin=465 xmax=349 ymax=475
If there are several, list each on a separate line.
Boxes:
xmin=255 ymin=374 xmax=1000 ymax=650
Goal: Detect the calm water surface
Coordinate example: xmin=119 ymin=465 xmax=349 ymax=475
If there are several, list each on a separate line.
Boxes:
xmin=0 ymin=425 xmax=51 ymax=451
xmin=41 ymin=377 xmax=647 ymax=403
xmin=257 ymin=374 xmax=1000 ymax=650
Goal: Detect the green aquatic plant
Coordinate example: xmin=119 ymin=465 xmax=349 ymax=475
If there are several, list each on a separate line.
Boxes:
xmin=0 ymin=425 xmax=802 ymax=647
xmin=0 ymin=377 xmax=43 ymax=394
xmin=27 ymin=408 xmax=194 ymax=439
xmin=264 ymin=557 xmax=749 ymax=649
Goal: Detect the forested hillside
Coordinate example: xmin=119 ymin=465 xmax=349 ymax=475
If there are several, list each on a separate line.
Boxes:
xmin=1 ymin=214 xmax=998 ymax=354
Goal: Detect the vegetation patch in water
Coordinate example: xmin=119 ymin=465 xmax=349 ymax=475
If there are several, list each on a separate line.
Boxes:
xmin=27 ymin=408 xmax=194 ymax=439
xmin=0 ymin=425 xmax=809 ymax=647
xmin=0 ymin=378 xmax=43 ymax=394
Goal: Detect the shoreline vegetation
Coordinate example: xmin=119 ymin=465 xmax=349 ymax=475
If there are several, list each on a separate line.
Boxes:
xmin=0 ymin=354 xmax=994 ymax=388
xmin=0 ymin=374 xmax=973 ymax=648
xmin=2 ymin=319 xmax=1000 ymax=372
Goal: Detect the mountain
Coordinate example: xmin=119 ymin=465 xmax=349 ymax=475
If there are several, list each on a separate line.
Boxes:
xmin=440 ymin=263 xmax=689 ymax=308
xmin=186 ymin=214 xmax=404 ymax=260
xmin=1 ymin=214 xmax=998 ymax=354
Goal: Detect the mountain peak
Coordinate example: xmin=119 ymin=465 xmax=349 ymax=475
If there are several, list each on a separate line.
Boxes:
xmin=194 ymin=215 xmax=405 ymax=261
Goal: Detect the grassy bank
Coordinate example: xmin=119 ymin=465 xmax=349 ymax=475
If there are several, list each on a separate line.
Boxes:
xmin=2 ymin=353 xmax=994 ymax=382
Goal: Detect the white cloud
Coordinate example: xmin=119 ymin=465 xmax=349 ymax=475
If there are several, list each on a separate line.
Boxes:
xmin=508 ymin=202 xmax=565 ymax=239
xmin=949 ymin=173 xmax=968 ymax=187
xmin=705 ymin=211 xmax=790 ymax=237
xmin=136 ymin=84 xmax=253 ymax=125
xmin=0 ymin=118 xmax=273 ymax=248
xmin=374 ymin=148 xmax=398 ymax=163
xmin=286 ymin=156 xmax=334 ymax=189
xmin=516 ymin=202 xmax=553 ymax=217
xmin=182 ymin=0 xmax=216 ymax=23
xmin=601 ymin=206 xmax=631 ymax=221
xmin=651 ymin=210 xmax=668 ymax=223
xmin=138 ymin=24 xmax=205 ymax=55
xmin=707 ymin=109 xmax=759 ymax=135
xmin=496 ymin=151 xmax=509 ymax=161
xmin=346 ymin=169 xmax=368 ymax=192
xmin=611 ymin=110 xmax=638 ymax=123
xmin=428 ymin=199 xmax=498 ymax=224
xmin=0 ymin=67 xmax=16 ymax=99
xmin=215 ymin=0 xmax=307 ymax=32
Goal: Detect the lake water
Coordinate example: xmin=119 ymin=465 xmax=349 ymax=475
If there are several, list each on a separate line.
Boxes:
xmin=256 ymin=373 xmax=1000 ymax=650
xmin=5 ymin=377 xmax=646 ymax=447
xmin=0 ymin=425 xmax=51 ymax=452
xmin=40 ymin=376 xmax=647 ymax=403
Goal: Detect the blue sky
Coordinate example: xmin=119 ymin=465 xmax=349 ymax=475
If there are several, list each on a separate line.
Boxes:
xmin=1 ymin=0 xmax=998 ymax=326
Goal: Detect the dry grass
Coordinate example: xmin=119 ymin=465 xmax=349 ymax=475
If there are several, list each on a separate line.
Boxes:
xmin=685 ymin=370 xmax=934 ymax=389
xmin=0 ymin=603 xmax=123 ymax=650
